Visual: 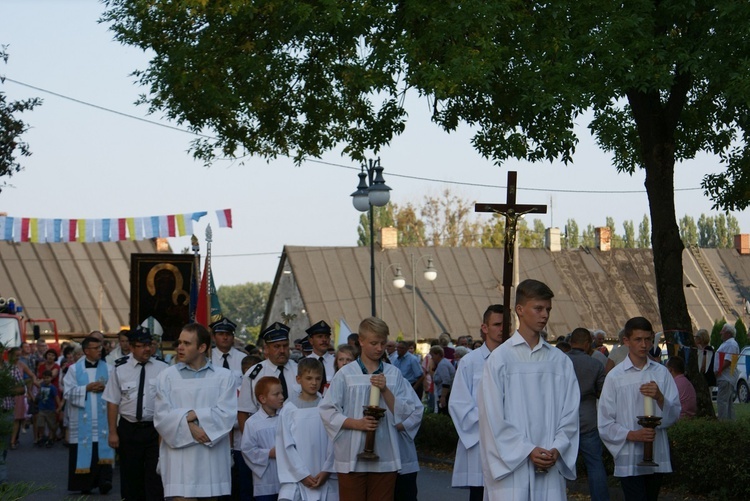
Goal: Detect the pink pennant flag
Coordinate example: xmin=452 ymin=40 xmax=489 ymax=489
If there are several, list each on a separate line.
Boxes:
xmin=117 ymin=219 xmax=127 ymax=241
xmin=167 ymin=215 xmax=176 ymax=237
xmin=21 ymin=218 xmax=30 ymax=242
xmin=216 ymin=208 xmax=232 ymax=228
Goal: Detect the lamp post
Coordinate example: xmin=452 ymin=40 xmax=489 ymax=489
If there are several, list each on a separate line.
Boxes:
xmin=380 ymin=262 xmax=406 ymax=319
xmin=351 ymin=158 xmax=391 ymax=317
xmin=387 ymin=254 xmax=437 ymax=343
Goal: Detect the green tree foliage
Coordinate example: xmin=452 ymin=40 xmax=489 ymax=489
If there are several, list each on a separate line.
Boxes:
xmin=710 ymin=318 xmax=726 ymax=350
xmin=0 ymin=47 xmax=41 ymax=188
xmin=565 ymin=219 xmax=579 ymax=249
xmin=637 ymin=215 xmax=650 ymax=249
xmin=696 ymin=213 xmax=742 ymax=248
xmin=582 ymin=224 xmax=596 ymax=248
xmin=480 ymin=214 xmax=506 ymax=248
xmin=622 ymin=220 xmax=635 ymax=248
xmin=216 ymin=282 xmax=272 ymax=343
xmin=421 ymin=190 xmax=481 ymax=246
xmin=735 ymin=318 xmax=748 ymax=350
xmin=679 ymin=215 xmax=698 ymax=247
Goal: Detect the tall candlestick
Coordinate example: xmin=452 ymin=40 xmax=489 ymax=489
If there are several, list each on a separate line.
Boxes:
xmin=368 ymin=385 xmax=380 ymax=407
xmin=644 ymin=395 xmax=654 ymax=416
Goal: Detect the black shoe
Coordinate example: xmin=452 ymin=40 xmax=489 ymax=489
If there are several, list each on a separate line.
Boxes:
xmin=99 ymin=481 xmax=112 ymax=495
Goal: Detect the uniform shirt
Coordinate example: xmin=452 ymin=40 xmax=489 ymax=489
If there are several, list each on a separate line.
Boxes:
xmin=103 ymin=354 xmax=169 ymax=423
xmin=306 ymin=351 xmax=335 ymax=384
xmin=238 ymin=359 xmax=300 ymax=416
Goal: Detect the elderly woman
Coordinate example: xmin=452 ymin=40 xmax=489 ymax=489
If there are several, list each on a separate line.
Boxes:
xmin=694 ymin=329 xmax=716 ymax=387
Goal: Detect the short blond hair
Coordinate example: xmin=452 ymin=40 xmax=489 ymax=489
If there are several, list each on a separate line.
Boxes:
xmin=358 ymin=317 xmax=389 ymax=340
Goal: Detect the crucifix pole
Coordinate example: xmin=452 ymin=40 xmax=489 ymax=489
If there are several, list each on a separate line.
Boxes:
xmin=475 ymin=171 xmax=547 ymax=342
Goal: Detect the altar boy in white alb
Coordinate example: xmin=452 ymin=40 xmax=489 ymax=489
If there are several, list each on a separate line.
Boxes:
xmin=449 ymin=304 xmax=504 ymax=501
xmin=478 ymin=280 xmax=580 ymax=501
xmin=598 ymin=316 xmax=680 ymax=500
xmin=154 ymin=323 xmax=237 ymax=499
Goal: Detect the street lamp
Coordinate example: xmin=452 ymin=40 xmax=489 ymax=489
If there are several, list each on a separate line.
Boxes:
xmin=379 ymin=262 xmax=405 ymax=321
xmin=351 ymin=158 xmax=391 ymax=317
xmin=387 ymin=254 xmax=437 ymax=343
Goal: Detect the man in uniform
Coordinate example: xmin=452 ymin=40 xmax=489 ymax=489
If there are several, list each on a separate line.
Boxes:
xmin=305 ymin=320 xmax=335 ymax=392
xmin=237 ymin=322 xmax=299 ymax=432
xmin=104 ymin=327 xmax=168 ymax=501
xmin=63 ymin=336 xmax=114 ymax=495
xmin=209 ymin=316 xmax=248 ymax=500
xmin=105 ymin=329 xmax=132 ymax=366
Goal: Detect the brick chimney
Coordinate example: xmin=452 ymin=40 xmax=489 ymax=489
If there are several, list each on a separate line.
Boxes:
xmin=595 ymin=227 xmax=611 ymax=251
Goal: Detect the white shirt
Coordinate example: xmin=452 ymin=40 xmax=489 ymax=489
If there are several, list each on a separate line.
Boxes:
xmin=103 ymin=355 xmax=168 ymax=422
xmin=449 ymin=343 xmax=491 ymax=487
xmin=478 ymin=332 xmax=580 ymax=501
xmin=238 ymin=359 xmax=300 ymax=416
xmin=715 ymin=337 xmax=740 ymax=384
xmin=598 ymin=355 xmax=680 ymax=477
xmin=307 ymin=351 xmax=335 ymax=385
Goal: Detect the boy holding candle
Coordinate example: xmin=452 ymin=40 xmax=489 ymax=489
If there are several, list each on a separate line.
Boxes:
xmin=319 ymin=317 xmax=417 ymax=501
xmin=598 ymin=317 xmax=681 ymax=501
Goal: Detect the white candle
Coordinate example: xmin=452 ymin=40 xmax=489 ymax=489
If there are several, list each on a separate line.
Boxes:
xmin=644 ymin=395 xmax=654 ymax=416
xmin=369 ymin=385 xmax=380 ymax=407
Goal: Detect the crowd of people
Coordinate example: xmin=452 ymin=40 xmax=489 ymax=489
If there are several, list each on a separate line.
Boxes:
xmin=0 ymin=277 xmax=741 ymax=501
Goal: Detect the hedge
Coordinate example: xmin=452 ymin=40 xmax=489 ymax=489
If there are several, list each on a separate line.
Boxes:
xmin=415 ymin=409 xmax=750 ymax=499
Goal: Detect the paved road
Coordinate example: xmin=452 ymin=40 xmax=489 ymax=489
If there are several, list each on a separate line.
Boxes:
xmin=7 ymin=428 xmax=453 ymax=500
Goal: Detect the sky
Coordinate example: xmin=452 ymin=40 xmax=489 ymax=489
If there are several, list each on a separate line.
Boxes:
xmin=0 ymin=0 xmax=746 ymax=287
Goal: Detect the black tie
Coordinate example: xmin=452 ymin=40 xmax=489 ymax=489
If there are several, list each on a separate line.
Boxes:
xmin=319 ymin=357 xmax=327 ymax=392
xmin=136 ymin=362 xmax=146 ymax=422
xmin=277 ymin=365 xmax=289 ymax=400
xmin=222 ymin=353 xmax=230 ymax=369
xmin=85 ymin=360 xmax=98 ymax=369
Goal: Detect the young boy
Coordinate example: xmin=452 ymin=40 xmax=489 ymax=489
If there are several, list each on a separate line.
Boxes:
xmin=35 ymin=370 xmax=61 ymax=447
xmin=598 ymin=317 xmax=680 ymax=500
xmin=319 ymin=317 xmax=417 ymax=501
xmin=478 ymin=279 xmax=580 ymax=500
xmin=276 ymin=358 xmax=338 ymax=501
xmin=242 ymin=376 xmax=284 ymax=501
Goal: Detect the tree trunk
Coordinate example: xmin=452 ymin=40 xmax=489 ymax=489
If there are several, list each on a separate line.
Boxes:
xmin=630 ymin=90 xmax=715 ymax=418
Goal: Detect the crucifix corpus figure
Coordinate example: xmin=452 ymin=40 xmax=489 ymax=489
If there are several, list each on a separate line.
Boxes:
xmin=475 ymin=171 xmax=547 ymax=341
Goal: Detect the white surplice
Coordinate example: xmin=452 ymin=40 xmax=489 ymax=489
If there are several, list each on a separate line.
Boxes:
xmin=276 ymin=400 xmax=338 ymax=501
xmin=448 ymin=343 xmax=491 ymax=488
xmin=478 ymin=332 xmax=580 ymax=501
xmin=319 ymin=361 xmax=417 ymax=473
xmin=154 ymin=363 xmax=237 ymax=498
xmin=597 ymin=356 xmax=680 ymax=477
xmin=396 ymin=385 xmax=424 ymax=475
xmin=242 ymin=408 xmax=281 ymax=497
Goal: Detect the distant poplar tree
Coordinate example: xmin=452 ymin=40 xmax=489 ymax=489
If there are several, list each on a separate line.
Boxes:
xmin=637 ymin=215 xmax=651 ymax=248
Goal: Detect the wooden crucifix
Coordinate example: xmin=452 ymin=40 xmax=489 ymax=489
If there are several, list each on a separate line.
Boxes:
xmin=475 ymin=171 xmax=547 ymax=342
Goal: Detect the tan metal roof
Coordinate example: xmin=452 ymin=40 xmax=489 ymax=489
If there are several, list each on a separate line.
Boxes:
xmin=0 ymin=240 xmax=158 ymax=335
xmin=268 ymin=245 xmax=750 ymax=342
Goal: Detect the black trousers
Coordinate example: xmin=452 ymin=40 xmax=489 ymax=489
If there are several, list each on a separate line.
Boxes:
xmin=117 ymin=420 xmax=163 ymax=501
xmin=394 ymin=472 xmax=418 ymax=501
xmin=620 ymin=473 xmax=663 ymax=501
xmin=67 ymin=442 xmax=113 ymax=493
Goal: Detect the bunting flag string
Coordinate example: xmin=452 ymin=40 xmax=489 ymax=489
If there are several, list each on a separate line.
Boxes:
xmin=0 ymin=210 xmax=230 ymax=244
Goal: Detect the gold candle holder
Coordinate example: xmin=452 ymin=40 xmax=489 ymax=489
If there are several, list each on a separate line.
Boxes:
xmin=636 ymin=415 xmax=662 ymax=467
xmin=357 ymin=405 xmax=386 ymax=461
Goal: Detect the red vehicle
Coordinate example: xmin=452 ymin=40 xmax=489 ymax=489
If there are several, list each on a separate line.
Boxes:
xmin=0 ymin=298 xmax=60 ymax=352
